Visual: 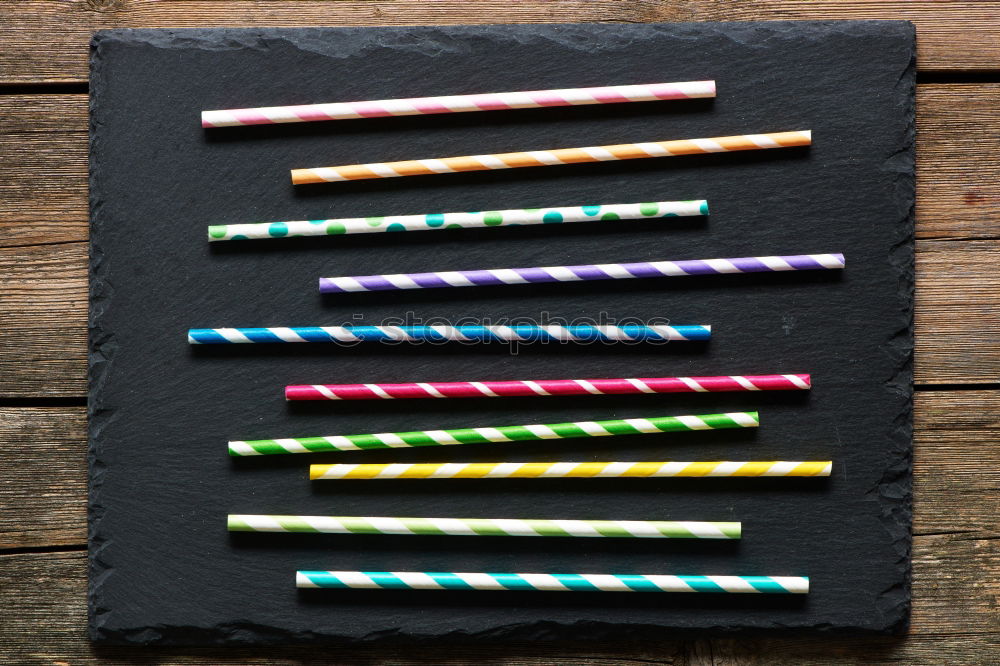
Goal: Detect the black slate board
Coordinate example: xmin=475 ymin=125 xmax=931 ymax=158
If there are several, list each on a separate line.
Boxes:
xmin=88 ymin=22 xmax=915 ymax=644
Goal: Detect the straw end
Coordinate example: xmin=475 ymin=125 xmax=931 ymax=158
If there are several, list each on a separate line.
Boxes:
xmin=778 ymin=576 xmax=810 ymax=594
xmin=227 ymin=440 xmax=259 ymax=457
xmin=291 ymin=169 xmax=325 ymax=185
xmin=296 ymin=572 xmax=319 ymax=588
xmin=226 ymin=515 xmax=248 ymax=531
xmin=285 ymin=385 xmax=320 ymax=401
xmin=200 ymin=110 xmax=223 ymax=128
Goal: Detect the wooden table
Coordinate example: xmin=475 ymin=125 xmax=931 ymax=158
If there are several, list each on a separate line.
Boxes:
xmin=2 ymin=3 xmax=998 ymax=663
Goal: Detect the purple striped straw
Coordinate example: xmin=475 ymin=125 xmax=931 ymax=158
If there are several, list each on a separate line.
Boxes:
xmin=318 ymin=254 xmax=845 ymax=293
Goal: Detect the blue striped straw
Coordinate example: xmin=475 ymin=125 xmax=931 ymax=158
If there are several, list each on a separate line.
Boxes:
xmin=187 ymin=324 xmax=711 ymax=344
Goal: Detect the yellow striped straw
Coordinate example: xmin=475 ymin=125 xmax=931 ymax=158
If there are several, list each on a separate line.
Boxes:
xmin=291 ymin=130 xmax=812 ymax=185
xmin=309 ymin=461 xmax=833 ymax=480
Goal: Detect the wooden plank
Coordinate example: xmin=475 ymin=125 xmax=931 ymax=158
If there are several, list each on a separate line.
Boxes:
xmin=0 ymin=408 xmax=86 ymax=549
xmin=2 ymin=389 xmax=995 ymax=550
xmin=912 ymin=391 xmax=1000 ymax=538
xmin=3 ymin=85 xmax=998 ymax=249
xmin=915 ymin=240 xmax=1000 ymax=384
xmin=0 ymin=95 xmax=88 ymax=248
xmin=2 ymin=238 xmax=997 ymax=396
xmin=917 ymin=85 xmax=1000 ymax=241
xmin=2 ymin=1 xmax=999 ymax=84
xmin=0 ymin=243 xmax=87 ymax=398
xmin=1 ymin=535 xmax=995 ymax=663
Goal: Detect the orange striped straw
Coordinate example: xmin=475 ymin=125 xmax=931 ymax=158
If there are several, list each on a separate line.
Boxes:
xmin=291 ymin=130 xmax=811 ymax=185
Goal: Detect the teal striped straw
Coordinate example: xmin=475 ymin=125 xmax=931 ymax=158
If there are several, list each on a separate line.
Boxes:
xmin=296 ymin=571 xmax=809 ymax=594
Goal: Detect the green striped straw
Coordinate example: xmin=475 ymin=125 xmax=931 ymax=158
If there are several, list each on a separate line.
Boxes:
xmin=228 ymin=411 xmax=759 ymax=456
xmin=227 ymin=515 xmax=741 ymax=539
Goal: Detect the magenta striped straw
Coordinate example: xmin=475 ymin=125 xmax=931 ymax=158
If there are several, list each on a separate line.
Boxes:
xmin=201 ymin=81 xmax=715 ymax=127
xmin=286 ymin=374 xmax=812 ymax=401
xmin=318 ymin=254 xmax=845 ymax=294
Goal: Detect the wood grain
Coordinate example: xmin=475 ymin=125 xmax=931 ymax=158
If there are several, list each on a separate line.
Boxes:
xmin=915 ymin=240 xmax=1000 ymax=384
xmin=2 ymin=390 xmax=995 ymax=564
xmin=912 ymin=391 xmax=1000 ymax=538
xmin=2 ymin=534 xmax=996 ymax=664
xmin=916 ymin=85 xmax=1000 ymax=241
xmin=2 ymin=1 xmax=1000 ymax=84
xmin=2 ymin=238 xmax=996 ymax=396
xmin=0 ymin=408 xmax=87 ymax=549
xmin=3 ymin=85 xmax=999 ymax=249
xmin=0 ymin=243 xmax=87 ymax=398
xmin=0 ymin=95 xmax=88 ymax=247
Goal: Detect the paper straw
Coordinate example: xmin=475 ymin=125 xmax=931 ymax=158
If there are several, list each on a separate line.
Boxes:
xmin=286 ymin=373 xmax=811 ymax=401
xmin=291 ymin=130 xmax=811 ymax=185
xmin=228 ymin=412 xmax=759 ymax=456
xmin=310 ymin=461 xmax=834 ymax=480
xmin=207 ymin=200 xmax=709 ymax=242
xmin=188 ymin=324 xmax=711 ymax=345
xmin=296 ymin=571 xmax=809 ymax=594
xmin=228 ymin=515 xmax=741 ymax=539
xmin=201 ymin=81 xmax=716 ymax=128
xmin=319 ymin=253 xmax=844 ymax=293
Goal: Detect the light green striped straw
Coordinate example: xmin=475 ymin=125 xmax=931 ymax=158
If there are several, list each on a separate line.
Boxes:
xmin=208 ymin=200 xmax=708 ymax=241
xmin=228 ymin=411 xmax=759 ymax=456
xmin=228 ymin=515 xmax=741 ymax=539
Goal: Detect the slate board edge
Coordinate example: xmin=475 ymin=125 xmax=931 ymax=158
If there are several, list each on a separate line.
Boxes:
xmin=873 ymin=18 xmax=917 ymax=636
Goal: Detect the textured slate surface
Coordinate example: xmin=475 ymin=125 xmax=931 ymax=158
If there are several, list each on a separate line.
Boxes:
xmin=88 ymin=22 xmax=915 ymax=644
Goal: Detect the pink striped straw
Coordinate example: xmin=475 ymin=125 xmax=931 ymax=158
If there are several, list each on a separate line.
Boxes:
xmin=201 ymin=81 xmax=716 ymax=128
xmin=286 ymin=374 xmax=811 ymax=401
